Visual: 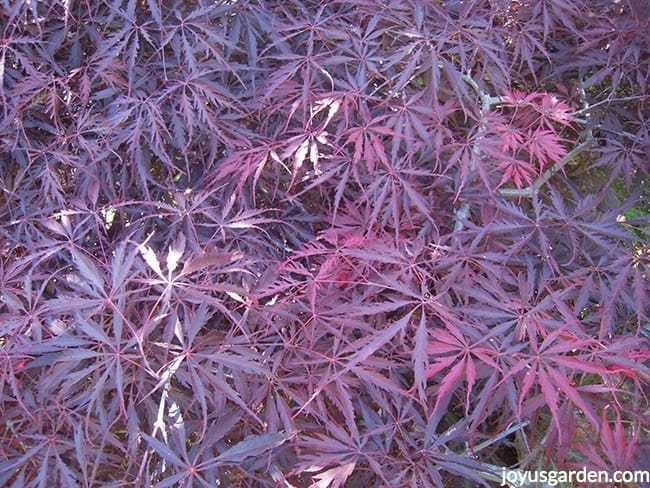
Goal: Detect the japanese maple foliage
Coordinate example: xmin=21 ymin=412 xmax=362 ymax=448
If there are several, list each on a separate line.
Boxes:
xmin=0 ymin=0 xmax=648 ymax=486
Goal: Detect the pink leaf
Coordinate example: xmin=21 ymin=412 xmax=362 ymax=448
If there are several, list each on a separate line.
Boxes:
xmin=526 ymin=128 xmax=567 ymax=170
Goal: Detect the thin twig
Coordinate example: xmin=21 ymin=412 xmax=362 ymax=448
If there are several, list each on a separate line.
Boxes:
xmin=454 ymin=73 xmax=503 ymax=235
xmin=497 ymin=135 xmax=595 ymax=199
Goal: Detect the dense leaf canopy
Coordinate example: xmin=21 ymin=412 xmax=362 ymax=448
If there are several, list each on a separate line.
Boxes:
xmin=0 ymin=0 xmax=648 ymax=486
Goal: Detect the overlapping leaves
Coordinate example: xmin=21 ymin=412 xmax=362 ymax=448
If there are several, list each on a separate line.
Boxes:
xmin=0 ymin=0 xmax=648 ymax=486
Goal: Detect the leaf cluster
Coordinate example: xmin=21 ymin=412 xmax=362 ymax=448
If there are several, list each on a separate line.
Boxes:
xmin=0 ymin=0 xmax=648 ymax=486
